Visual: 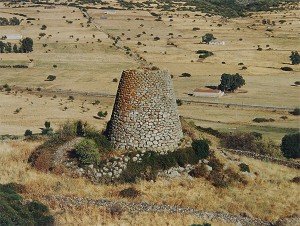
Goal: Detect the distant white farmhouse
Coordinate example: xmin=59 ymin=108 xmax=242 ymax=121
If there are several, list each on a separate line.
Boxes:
xmin=2 ymin=34 xmax=23 ymax=40
xmin=193 ymin=89 xmax=224 ymax=98
xmin=209 ymin=40 xmax=225 ymax=45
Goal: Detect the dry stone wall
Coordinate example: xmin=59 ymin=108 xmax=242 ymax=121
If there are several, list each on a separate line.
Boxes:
xmin=107 ymin=69 xmax=183 ymax=152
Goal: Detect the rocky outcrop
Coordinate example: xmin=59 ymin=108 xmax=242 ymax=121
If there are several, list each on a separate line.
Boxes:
xmin=107 ymin=69 xmax=183 ymax=152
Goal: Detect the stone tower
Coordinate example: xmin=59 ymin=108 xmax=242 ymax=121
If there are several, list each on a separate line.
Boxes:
xmin=107 ymin=69 xmax=183 ymax=152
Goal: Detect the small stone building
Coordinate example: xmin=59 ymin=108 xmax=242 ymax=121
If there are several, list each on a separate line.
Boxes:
xmin=107 ymin=69 xmax=183 ymax=152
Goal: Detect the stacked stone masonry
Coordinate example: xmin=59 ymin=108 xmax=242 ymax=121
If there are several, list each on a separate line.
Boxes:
xmin=107 ymin=69 xmax=183 ymax=151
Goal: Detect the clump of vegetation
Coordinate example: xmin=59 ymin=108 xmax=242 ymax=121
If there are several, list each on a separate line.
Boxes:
xmin=180 ymin=72 xmax=191 ymax=77
xmin=196 ymin=50 xmax=213 ymax=59
xmin=0 ymin=183 xmax=54 ymax=226
xmin=253 ymin=118 xmax=275 ymax=123
xmin=290 ymin=51 xmax=300 ymax=65
xmin=221 ymin=131 xmax=282 ymax=157
xmin=46 ymin=75 xmax=56 ymax=81
xmin=291 ymin=176 xmax=300 ymax=184
xmin=0 ymin=17 xmax=20 ymax=26
xmin=176 ymin=99 xmax=183 ymax=106
xmin=119 ymin=187 xmax=140 ymax=198
xmin=97 ymin=111 xmax=108 ymax=118
xmin=290 ymin=108 xmax=300 ymax=116
xmin=281 ymin=133 xmax=300 ymax=159
xmin=192 ymin=139 xmax=210 ymax=159
xmin=202 ymin=33 xmax=215 ymax=44
xmin=74 ymin=139 xmax=100 ymax=165
xmin=119 ymin=139 xmax=210 ymax=183
xmin=281 ymin=66 xmax=293 ymax=71
xmin=41 ymin=121 xmax=53 ymax=135
xmin=24 ymin=129 xmax=33 ymax=136
xmin=112 ymin=78 xmax=118 ymax=82
xmin=189 ymin=163 xmax=208 ymax=178
xmin=218 ymin=73 xmax=245 ymax=92
xmin=239 ymin=163 xmax=250 ymax=173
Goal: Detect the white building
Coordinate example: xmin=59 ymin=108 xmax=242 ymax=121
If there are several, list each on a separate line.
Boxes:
xmin=193 ymin=89 xmax=224 ymax=98
xmin=208 ymin=40 xmax=225 ymax=45
xmin=2 ymin=34 xmax=23 ymax=40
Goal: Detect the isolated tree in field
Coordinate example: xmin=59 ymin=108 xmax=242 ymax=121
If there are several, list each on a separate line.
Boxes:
xmin=219 ymin=73 xmax=245 ymax=92
xmin=290 ymin=51 xmax=300 ymax=65
xmin=202 ymin=33 xmax=215 ymax=44
xmin=281 ymin=133 xmax=300 ymax=158
xmin=20 ymin=37 xmax=33 ymax=53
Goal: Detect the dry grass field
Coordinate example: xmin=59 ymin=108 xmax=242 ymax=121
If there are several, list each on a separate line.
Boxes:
xmin=0 ymin=139 xmax=299 ymax=224
xmin=0 ymin=1 xmax=300 ymax=225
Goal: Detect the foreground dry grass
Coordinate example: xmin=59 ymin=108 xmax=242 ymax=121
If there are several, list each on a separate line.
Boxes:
xmin=0 ymin=139 xmax=299 ymax=223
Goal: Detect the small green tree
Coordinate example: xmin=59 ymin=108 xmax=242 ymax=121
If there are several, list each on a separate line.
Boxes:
xmin=44 ymin=121 xmax=51 ymax=129
xmin=202 ymin=33 xmax=215 ymax=44
xmin=219 ymin=73 xmax=245 ymax=92
xmin=24 ymin=129 xmax=33 ymax=136
xmin=13 ymin=44 xmax=18 ymax=53
xmin=290 ymin=51 xmax=300 ymax=65
xmin=97 ymin=111 xmax=107 ymax=118
xmin=281 ymin=133 xmax=300 ymax=159
xmin=20 ymin=37 xmax=33 ymax=53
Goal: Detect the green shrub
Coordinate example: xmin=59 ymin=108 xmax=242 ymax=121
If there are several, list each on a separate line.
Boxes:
xmin=253 ymin=118 xmax=275 ymax=123
xmin=239 ymin=163 xmax=250 ymax=172
xmin=97 ymin=111 xmax=107 ymax=118
xmin=74 ymin=139 xmax=100 ymax=165
xmin=85 ymin=131 xmax=112 ymax=151
xmin=24 ymin=129 xmax=33 ymax=136
xmin=46 ymin=75 xmax=56 ymax=81
xmin=281 ymin=66 xmax=293 ymax=71
xmin=0 ymin=183 xmax=54 ymax=226
xmin=291 ymin=176 xmax=300 ymax=184
xmin=176 ymin=99 xmax=183 ymax=106
xmin=119 ymin=187 xmax=140 ymax=198
xmin=281 ymin=133 xmax=300 ymax=159
xmin=290 ymin=108 xmax=300 ymax=116
xmin=192 ymin=139 xmax=210 ymax=159
xmin=180 ymin=72 xmax=191 ymax=77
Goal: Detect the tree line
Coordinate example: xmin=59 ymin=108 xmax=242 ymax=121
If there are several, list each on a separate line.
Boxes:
xmin=0 ymin=37 xmax=33 ymax=53
xmin=0 ymin=17 xmax=21 ymax=26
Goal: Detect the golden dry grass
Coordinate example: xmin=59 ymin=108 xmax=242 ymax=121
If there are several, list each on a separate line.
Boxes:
xmin=0 ymin=139 xmax=299 ymax=223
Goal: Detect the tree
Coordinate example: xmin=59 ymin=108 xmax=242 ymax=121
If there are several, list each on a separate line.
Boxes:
xmin=0 ymin=41 xmax=5 ymax=53
xmin=13 ymin=44 xmax=18 ymax=53
xmin=5 ymin=42 xmax=12 ymax=53
xmin=290 ymin=51 xmax=300 ymax=65
xmin=20 ymin=37 xmax=33 ymax=53
xmin=219 ymin=73 xmax=245 ymax=92
xmin=281 ymin=133 xmax=300 ymax=158
xmin=202 ymin=33 xmax=215 ymax=44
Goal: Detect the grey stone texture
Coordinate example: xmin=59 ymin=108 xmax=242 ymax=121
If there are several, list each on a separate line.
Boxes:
xmin=107 ymin=69 xmax=183 ymax=151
